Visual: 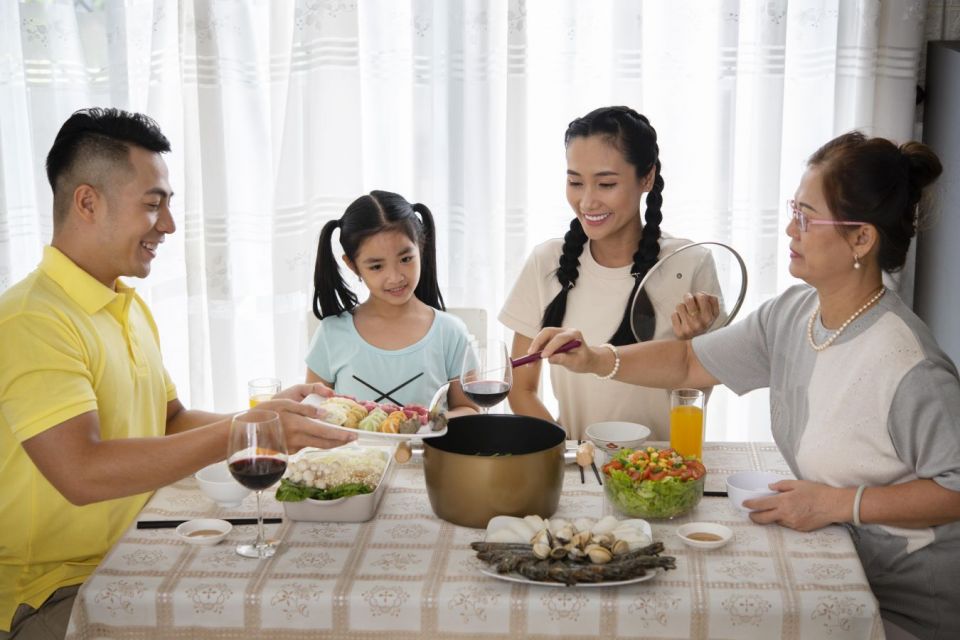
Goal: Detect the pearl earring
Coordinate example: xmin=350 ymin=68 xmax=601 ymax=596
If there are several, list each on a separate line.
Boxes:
xmin=853 ymin=253 xmax=861 ymax=270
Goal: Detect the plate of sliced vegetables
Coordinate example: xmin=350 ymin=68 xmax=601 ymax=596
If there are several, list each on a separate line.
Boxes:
xmin=472 ymin=515 xmax=675 ymax=587
xmin=301 ymin=387 xmax=448 ymax=441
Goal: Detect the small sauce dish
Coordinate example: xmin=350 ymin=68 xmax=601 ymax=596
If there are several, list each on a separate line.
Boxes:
xmin=175 ymin=518 xmax=232 ymax=546
xmin=676 ymin=522 xmax=733 ymax=550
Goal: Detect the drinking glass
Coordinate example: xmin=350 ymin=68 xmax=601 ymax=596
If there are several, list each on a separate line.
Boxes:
xmin=460 ymin=340 xmax=512 ymax=413
xmin=227 ymin=409 xmax=287 ymax=558
xmin=669 ymin=389 xmax=705 ymax=459
xmin=248 ymin=377 xmax=281 ymax=408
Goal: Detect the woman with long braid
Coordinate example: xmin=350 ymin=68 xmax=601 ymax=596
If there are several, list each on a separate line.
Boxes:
xmin=499 ymin=107 xmax=718 ymax=439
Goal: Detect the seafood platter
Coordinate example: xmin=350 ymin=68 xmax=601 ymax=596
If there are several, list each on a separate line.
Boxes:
xmin=472 ymin=514 xmax=675 ymax=587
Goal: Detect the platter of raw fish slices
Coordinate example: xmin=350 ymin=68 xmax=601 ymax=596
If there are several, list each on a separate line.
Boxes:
xmin=302 ymin=392 xmax=448 ymax=441
xmin=472 ymin=515 xmax=676 ymax=587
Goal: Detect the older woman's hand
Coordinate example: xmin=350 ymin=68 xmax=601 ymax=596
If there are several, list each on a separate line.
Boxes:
xmin=528 ymin=327 xmax=607 ymax=375
xmin=744 ymin=479 xmax=849 ymax=532
xmin=672 ymin=292 xmax=721 ymax=340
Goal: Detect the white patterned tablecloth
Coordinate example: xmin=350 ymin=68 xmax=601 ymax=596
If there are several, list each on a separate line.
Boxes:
xmin=65 ymin=442 xmax=884 ymax=639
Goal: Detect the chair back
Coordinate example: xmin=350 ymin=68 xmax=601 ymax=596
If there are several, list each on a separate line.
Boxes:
xmin=446 ymin=307 xmax=487 ymax=351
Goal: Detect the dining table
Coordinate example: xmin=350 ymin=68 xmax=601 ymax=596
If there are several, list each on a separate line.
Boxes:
xmin=65 ymin=442 xmax=884 ymax=639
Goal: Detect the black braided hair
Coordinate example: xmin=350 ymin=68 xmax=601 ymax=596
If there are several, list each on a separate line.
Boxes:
xmin=540 ymin=218 xmax=588 ymax=328
xmin=312 ymin=190 xmax=445 ymax=318
xmin=541 ymin=106 xmax=665 ymax=346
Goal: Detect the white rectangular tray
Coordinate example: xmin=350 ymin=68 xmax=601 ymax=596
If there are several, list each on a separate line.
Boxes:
xmin=280 ymin=444 xmax=395 ymax=523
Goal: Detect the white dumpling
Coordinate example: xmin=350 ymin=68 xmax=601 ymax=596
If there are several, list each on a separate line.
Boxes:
xmin=507 ymin=518 xmax=537 ymax=542
xmin=523 ymin=515 xmax=545 ymax=532
xmin=547 ymin=518 xmax=570 ymax=535
xmin=591 ymin=515 xmax=619 ymax=535
xmin=486 ymin=528 xmax=523 ymax=544
xmin=573 ymin=518 xmax=595 ymax=533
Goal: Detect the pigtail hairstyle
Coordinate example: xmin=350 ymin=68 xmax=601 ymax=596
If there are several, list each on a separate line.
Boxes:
xmin=411 ymin=202 xmax=447 ymax=311
xmin=313 ymin=218 xmax=358 ymax=318
xmin=542 ymin=106 xmax=664 ymax=346
xmin=808 ymin=132 xmax=943 ymax=273
xmin=313 ymin=190 xmax=446 ymax=319
xmin=540 ymin=218 xmax=588 ymax=328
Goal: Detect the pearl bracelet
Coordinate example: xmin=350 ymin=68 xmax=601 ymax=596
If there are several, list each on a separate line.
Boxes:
xmin=592 ymin=343 xmax=620 ymax=380
xmin=852 ymin=484 xmax=867 ymax=527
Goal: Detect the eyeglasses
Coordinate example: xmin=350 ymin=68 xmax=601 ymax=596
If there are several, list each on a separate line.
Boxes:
xmin=787 ymin=200 xmax=866 ymax=233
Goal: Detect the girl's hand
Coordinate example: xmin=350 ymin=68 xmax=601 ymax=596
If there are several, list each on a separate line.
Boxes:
xmin=671 ymin=292 xmax=721 ymax=339
xmin=528 ymin=328 xmax=605 ymax=375
xmin=255 ymin=397 xmax=355 ymax=451
xmin=744 ymin=480 xmax=848 ymax=532
xmin=275 ymin=382 xmax=335 ymax=402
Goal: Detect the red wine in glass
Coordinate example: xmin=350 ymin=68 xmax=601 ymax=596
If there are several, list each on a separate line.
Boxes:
xmin=229 ymin=456 xmax=287 ymax=491
xmin=460 ymin=340 xmax=512 ymax=414
xmin=227 ymin=409 xmax=287 ymax=559
xmin=462 ymin=380 xmax=511 ymax=408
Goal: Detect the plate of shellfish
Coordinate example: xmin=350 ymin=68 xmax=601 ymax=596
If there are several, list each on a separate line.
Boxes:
xmin=471 ymin=515 xmax=676 ymax=587
xmin=301 ymin=386 xmax=448 ymax=442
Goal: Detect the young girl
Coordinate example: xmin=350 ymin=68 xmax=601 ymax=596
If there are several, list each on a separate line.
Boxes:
xmin=306 ymin=190 xmax=476 ymax=418
xmin=499 ymin=106 xmax=718 ymax=440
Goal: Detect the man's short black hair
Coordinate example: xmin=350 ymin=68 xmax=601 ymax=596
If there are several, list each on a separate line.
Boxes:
xmin=45 ymin=107 xmax=170 ymax=225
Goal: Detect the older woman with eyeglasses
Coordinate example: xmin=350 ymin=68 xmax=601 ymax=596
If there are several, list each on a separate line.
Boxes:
xmin=528 ymin=132 xmax=960 ymax=640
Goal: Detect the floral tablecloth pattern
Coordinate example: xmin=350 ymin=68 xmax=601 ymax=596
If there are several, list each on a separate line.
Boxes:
xmin=66 ymin=442 xmax=884 ymax=639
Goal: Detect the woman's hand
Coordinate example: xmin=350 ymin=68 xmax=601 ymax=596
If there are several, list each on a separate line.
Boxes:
xmin=255 ymin=397 xmax=355 ymax=451
xmin=672 ymin=292 xmax=721 ymax=339
xmin=744 ymin=480 xmax=851 ymax=532
xmin=528 ymin=327 xmax=608 ymax=375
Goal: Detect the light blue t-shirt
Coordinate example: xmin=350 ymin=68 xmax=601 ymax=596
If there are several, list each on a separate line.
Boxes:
xmin=305 ymin=309 xmax=473 ymax=407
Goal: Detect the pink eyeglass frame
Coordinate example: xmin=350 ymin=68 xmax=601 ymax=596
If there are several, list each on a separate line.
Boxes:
xmin=787 ymin=200 xmax=867 ymax=232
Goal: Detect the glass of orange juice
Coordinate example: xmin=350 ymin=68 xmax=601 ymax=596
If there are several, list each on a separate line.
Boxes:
xmin=248 ymin=377 xmax=281 ymax=408
xmin=670 ymin=388 xmax=705 ymax=459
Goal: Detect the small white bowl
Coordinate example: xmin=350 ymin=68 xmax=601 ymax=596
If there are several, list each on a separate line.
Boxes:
xmin=726 ymin=471 xmax=784 ymax=512
xmin=175 ymin=518 xmax=232 ymax=546
xmin=585 ymin=421 xmax=651 ymax=453
xmin=676 ymin=522 xmax=732 ymax=550
xmin=195 ymin=461 xmax=252 ymax=508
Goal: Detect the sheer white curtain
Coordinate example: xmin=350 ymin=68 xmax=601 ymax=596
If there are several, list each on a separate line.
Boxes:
xmin=0 ymin=0 xmax=947 ymax=438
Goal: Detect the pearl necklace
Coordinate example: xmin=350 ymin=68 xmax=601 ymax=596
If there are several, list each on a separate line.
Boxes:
xmin=807 ymin=286 xmax=886 ymax=352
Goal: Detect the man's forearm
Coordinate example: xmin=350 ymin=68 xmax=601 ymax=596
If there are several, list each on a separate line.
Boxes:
xmin=166 ymin=407 xmax=231 ymax=434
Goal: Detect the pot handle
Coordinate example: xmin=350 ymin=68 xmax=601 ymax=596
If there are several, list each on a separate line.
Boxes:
xmin=564 ymin=441 xmax=595 ymax=467
xmin=394 ymin=441 xmax=425 ymax=464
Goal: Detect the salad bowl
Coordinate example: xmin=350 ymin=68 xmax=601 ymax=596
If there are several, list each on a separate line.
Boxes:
xmin=601 ymin=446 xmax=706 ymax=519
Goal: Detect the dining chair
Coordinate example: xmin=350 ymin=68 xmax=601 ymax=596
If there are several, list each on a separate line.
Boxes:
xmin=446 ymin=306 xmax=487 ymax=351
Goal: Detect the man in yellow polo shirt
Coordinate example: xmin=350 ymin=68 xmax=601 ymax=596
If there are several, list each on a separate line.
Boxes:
xmin=0 ymin=108 xmax=354 ymax=639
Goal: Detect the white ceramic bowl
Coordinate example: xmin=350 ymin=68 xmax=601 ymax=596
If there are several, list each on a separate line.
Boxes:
xmin=585 ymin=421 xmax=651 ymax=453
xmin=676 ymin=522 xmax=733 ymax=550
xmin=175 ymin=518 xmax=232 ymax=546
xmin=195 ymin=461 xmax=252 ymax=508
xmin=726 ymin=471 xmax=783 ymax=511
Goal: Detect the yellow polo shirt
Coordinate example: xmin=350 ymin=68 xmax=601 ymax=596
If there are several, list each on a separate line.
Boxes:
xmin=0 ymin=246 xmax=176 ymax=631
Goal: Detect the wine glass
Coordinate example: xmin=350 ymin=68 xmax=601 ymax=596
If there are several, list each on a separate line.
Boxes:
xmin=227 ymin=409 xmax=288 ymax=558
xmin=460 ymin=339 xmax=512 ymax=413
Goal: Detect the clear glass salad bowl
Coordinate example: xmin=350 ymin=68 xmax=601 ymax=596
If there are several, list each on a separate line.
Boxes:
xmin=601 ymin=447 xmax=706 ymax=520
